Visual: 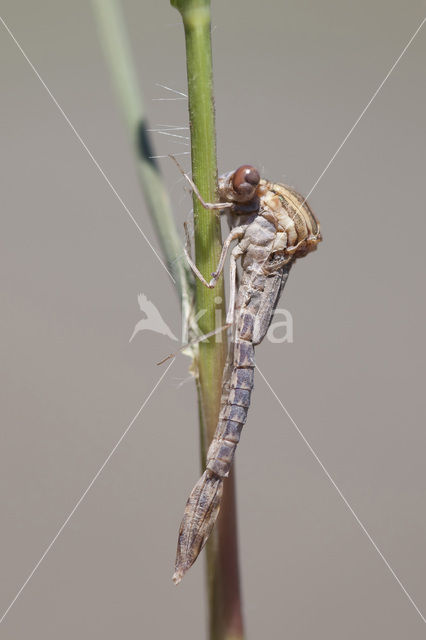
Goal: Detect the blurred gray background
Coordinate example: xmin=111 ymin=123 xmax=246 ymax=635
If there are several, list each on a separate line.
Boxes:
xmin=1 ymin=1 xmax=425 ymax=638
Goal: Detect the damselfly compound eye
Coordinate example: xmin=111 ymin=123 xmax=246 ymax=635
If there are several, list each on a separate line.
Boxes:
xmin=232 ymin=165 xmax=260 ymax=200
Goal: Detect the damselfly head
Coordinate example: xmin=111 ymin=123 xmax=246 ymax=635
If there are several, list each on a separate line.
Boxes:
xmin=219 ymin=164 xmax=260 ymax=204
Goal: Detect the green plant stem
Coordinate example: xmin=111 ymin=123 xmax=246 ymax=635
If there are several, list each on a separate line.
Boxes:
xmin=93 ymin=1 xmax=244 ymax=636
xmin=91 ymin=0 xmax=193 ymax=320
xmin=172 ymin=2 xmax=244 ymax=639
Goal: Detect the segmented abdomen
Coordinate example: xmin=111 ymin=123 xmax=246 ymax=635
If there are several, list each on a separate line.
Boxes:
xmin=206 ymin=265 xmax=290 ymax=478
xmin=206 ymin=338 xmax=254 ymax=477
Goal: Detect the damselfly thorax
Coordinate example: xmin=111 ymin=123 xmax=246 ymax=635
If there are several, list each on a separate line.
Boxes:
xmin=218 ymin=165 xmax=321 ymax=268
